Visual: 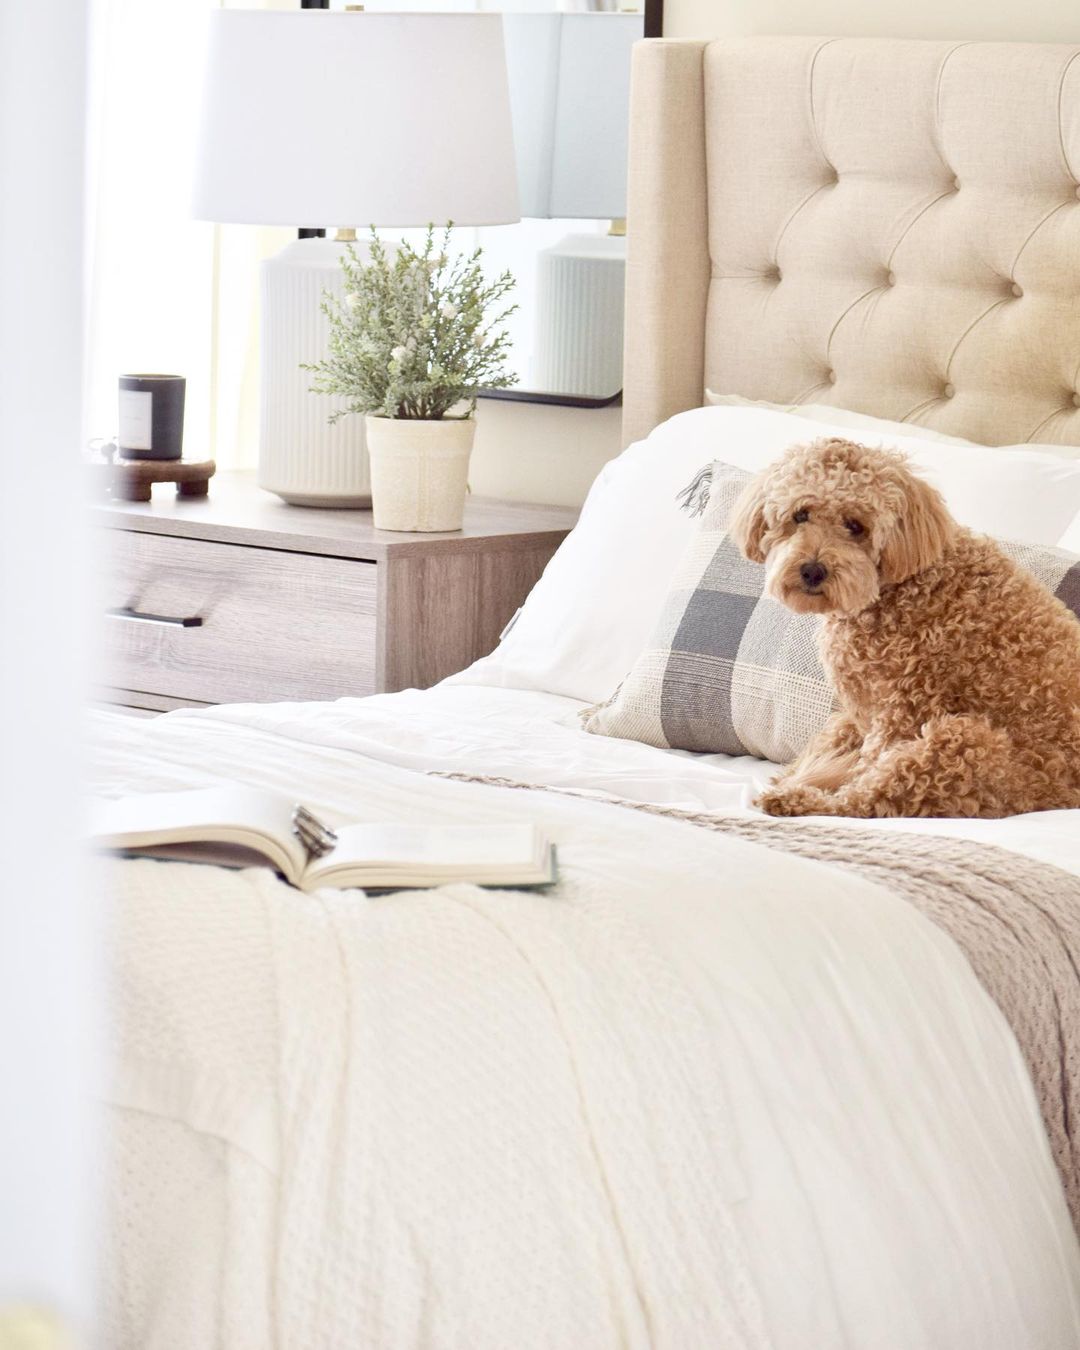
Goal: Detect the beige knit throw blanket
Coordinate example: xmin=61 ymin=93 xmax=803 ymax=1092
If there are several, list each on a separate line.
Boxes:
xmin=435 ymin=772 xmax=1080 ymax=1230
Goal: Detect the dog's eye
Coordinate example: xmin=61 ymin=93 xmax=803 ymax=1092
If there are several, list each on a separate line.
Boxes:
xmin=793 ymin=509 xmax=810 ymax=524
xmin=845 ymin=519 xmax=865 ymax=537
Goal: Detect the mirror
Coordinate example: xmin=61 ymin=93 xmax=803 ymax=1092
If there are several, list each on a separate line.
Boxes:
xmin=322 ymin=0 xmax=663 ymax=407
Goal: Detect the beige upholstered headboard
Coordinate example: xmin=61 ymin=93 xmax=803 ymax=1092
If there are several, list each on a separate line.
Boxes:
xmin=622 ymin=37 xmax=1080 ymax=449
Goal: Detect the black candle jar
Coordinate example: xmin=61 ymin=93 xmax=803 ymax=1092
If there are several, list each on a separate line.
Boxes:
xmin=118 ymin=374 xmax=186 ymax=461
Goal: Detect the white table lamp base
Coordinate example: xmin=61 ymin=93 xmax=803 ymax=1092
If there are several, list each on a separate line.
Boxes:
xmin=532 ymin=233 xmax=626 ymax=400
xmin=258 ymin=237 xmax=371 ymax=507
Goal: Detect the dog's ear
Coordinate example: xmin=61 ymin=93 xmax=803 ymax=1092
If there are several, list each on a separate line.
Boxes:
xmin=729 ymin=474 xmax=770 ymax=563
xmin=879 ymin=471 xmax=955 ymax=585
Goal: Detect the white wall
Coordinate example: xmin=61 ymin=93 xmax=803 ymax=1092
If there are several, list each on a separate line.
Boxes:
xmin=471 ymin=399 xmax=622 ymax=506
xmin=664 ymin=0 xmax=1080 ymax=42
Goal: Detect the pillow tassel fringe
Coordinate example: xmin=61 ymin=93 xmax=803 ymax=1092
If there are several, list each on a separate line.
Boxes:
xmin=676 ymin=463 xmax=714 ymax=517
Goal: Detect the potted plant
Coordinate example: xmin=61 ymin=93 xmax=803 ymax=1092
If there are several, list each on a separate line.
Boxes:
xmin=305 ymin=225 xmax=517 ymax=532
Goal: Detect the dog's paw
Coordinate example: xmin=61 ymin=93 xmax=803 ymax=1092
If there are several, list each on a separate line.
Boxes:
xmin=756 ymin=783 xmax=828 ymax=817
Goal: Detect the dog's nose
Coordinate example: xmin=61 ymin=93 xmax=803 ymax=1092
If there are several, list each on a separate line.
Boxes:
xmin=800 ymin=561 xmax=828 ymax=589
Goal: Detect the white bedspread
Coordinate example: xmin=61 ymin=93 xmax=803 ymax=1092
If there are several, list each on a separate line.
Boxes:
xmin=91 ymin=690 xmax=1080 ymax=1349
xmin=148 ymin=684 xmax=1080 ymax=876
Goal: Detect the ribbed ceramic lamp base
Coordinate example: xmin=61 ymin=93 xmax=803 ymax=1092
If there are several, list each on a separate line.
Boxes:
xmin=258 ymin=239 xmax=371 ymax=507
xmin=532 ymin=233 xmax=626 ymax=399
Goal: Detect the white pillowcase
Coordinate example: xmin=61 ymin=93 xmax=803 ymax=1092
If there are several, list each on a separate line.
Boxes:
xmin=708 ymin=393 xmax=1080 ymax=549
xmin=1060 ymin=511 xmax=1080 ymax=553
xmin=704 ymin=391 xmax=985 ymax=447
xmin=450 ymin=404 xmax=1080 ymax=703
xmin=705 ymin=391 xmax=1080 ymax=462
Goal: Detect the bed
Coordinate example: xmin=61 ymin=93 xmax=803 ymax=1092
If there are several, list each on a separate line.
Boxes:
xmin=94 ymin=37 xmax=1080 ymax=1350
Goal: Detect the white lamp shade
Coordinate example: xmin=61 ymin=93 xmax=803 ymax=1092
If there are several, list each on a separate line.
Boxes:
xmin=504 ymin=13 xmax=639 ymax=220
xmin=192 ymin=11 xmax=520 ymax=227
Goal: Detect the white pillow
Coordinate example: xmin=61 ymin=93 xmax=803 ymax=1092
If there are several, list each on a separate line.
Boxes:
xmin=1060 ymin=510 xmax=1080 ymax=553
xmin=449 ymin=405 xmax=1080 ymax=703
xmin=705 ymin=391 xmax=1080 ymax=462
xmin=703 ymin=396 xmax=1080 ymax=543
xmin=704 ymin=391 xmax=983 ymax=447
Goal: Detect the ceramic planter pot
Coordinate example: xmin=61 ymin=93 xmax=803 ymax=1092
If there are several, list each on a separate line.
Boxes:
xmin=364 ymin=414 xmax=475 ymax=531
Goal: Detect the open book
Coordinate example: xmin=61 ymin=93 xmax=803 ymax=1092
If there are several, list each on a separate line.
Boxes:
xmin=90 ymin=787 xmax=556 ymax=892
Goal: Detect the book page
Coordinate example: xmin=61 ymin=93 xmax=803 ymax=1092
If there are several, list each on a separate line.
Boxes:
xmin=317 ymin=823 xmax=541 ymax=872
xmin=303 ymin=820 xmax=545 ymax=885
xmin=88 ymin=786 xmax=310 ymax=883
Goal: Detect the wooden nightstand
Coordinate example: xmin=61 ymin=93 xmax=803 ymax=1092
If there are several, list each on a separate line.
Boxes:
xmin=94 ymin=472 xmax=577 ymax=713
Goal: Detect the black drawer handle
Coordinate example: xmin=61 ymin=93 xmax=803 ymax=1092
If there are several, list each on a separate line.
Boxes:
xmin=106 ymin=606 xmax=203 ymax=629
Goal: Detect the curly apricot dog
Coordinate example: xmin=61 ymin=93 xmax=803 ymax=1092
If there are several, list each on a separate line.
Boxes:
xmin=730 ymin=437 xmax=1080 ymax=819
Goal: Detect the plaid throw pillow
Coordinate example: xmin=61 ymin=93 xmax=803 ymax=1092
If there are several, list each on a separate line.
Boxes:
xmin=581 ymin=461 xmax=1080 ymax=764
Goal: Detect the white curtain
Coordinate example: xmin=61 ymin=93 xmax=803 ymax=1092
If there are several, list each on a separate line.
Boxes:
xmin=84 ymin=0 xmax=292 ymax=468
xmin=1 ymin=0 xmax=98 ymax=1337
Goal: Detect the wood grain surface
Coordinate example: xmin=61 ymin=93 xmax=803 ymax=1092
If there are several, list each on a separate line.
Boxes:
xmin=95 ymin=471 xmax=578 ymax=561
xmin=377 ymin=545 xmax=556 ymax=691
xmin=99 ymin=531 xmax=378 ymax=704
xmin=94 ymin=472 xmax=577 ymax=707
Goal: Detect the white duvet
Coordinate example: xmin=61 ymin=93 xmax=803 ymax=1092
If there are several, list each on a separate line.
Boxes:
xmin=93 ymin=687 xmax=1080 ymax=1349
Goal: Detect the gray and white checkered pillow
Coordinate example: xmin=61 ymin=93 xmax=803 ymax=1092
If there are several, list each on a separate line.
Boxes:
xmin=581 ymin=461 xmax=1080 ymax=764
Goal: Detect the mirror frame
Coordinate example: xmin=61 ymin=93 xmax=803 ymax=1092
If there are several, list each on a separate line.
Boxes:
xmin=479 ymin=0 xmax=663 ymax=409
xmin=299 ymin=0 xmax=664 ymax=407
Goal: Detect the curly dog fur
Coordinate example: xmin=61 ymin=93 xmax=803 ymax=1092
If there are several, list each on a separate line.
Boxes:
xmin=730 ymin=437 xmax=1080 ymax=819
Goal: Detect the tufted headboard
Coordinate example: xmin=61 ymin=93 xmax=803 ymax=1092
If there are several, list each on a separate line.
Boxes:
xmin=622 ymin=37 xmax=1080 ymax=449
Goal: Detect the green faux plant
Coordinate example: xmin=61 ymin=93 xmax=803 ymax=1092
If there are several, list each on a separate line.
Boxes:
xmin=304 ymin=225 xmax=518 ymax=422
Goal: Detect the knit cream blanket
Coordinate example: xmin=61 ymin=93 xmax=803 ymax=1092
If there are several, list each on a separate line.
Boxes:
xmin=436 ymin=772 xmax=1080 ymax=1231
xmin=93 ymin=700 xmax=1080 ymax=1347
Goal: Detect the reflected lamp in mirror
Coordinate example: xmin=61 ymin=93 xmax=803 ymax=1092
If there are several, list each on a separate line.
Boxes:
xmin=503 ymin=12 xmax=639 ymax=401
xmin=192 ymin=10 xmax=519 ymax=507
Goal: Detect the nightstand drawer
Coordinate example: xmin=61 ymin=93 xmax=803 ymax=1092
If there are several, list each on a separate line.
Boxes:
xmin=100 ymin=530 xmax=377 ymax=704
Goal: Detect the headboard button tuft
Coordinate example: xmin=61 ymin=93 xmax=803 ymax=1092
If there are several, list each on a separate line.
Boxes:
xmin=624 ymin=38 xmax=1080 ymax=451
